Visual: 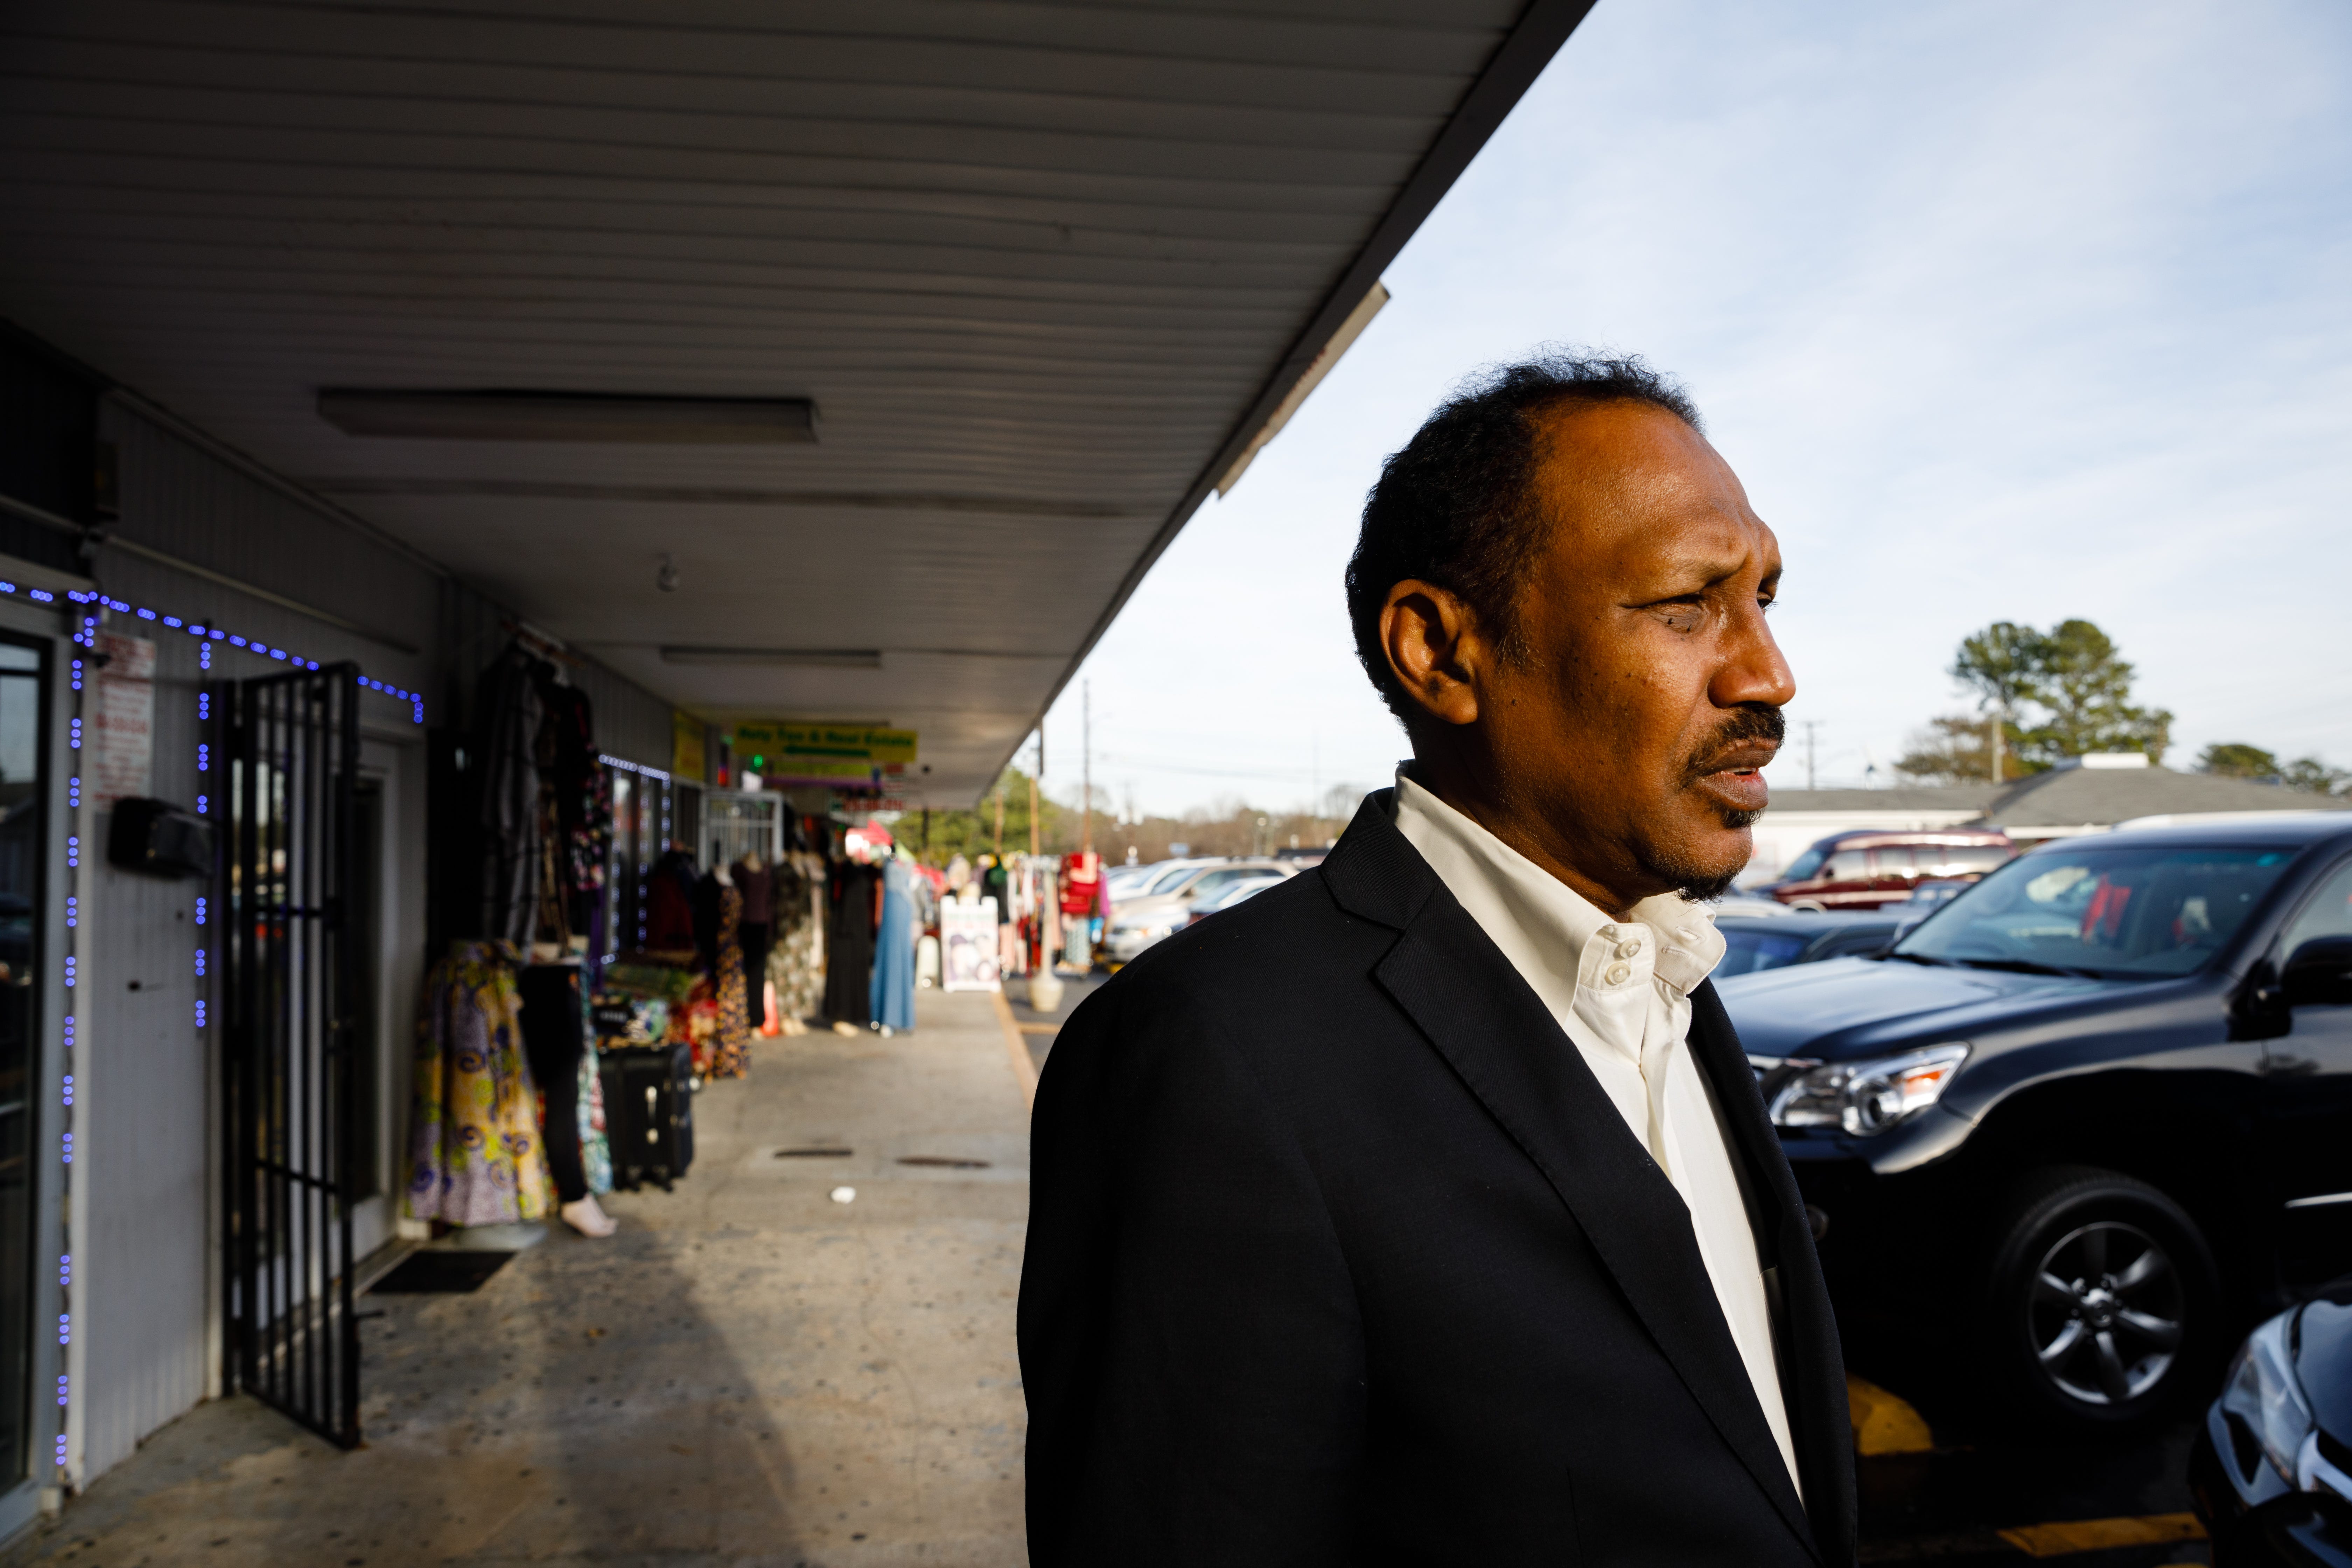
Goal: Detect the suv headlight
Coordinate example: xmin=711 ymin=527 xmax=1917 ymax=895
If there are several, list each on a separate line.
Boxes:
xmin=1766 ymin=1043 xmax=1969 ymax=1135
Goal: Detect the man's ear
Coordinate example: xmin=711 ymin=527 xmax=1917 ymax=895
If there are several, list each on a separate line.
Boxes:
xmin=1380 ymin=579 xmax=1482 ymax=728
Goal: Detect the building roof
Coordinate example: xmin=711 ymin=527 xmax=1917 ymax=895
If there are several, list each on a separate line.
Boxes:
xmin=1986 ymin=764 xmax=2351 ymax=828
xmin=1760 ymin=785 xmax=2001 ymax=815
xmin=0 ymin=0 xmax=1595 ymax=800
xmin=1765 ymin=767 xmax=2348 ymax=832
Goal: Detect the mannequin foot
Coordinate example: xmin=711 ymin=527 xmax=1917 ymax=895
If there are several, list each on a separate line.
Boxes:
xmin=831 ymin=1020 xmax=859 ymax=1037
xmin=560 ymin=1196 xmax=618 ymax=1239
xmin=877 ymin=1023 xmax=895 ymax=1038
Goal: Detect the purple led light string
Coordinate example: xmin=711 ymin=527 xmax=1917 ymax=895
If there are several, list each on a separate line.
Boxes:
xmin=36 ymin=584 xmax=434 ymax=1479
xmin=57 ymin=608 xmax=82 ymax=1483
xmin=48 ymin=589 xmax=426 ymax=725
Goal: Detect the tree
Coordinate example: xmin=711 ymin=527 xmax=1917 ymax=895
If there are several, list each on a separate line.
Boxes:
xmin=2194 ymin=743 xmax=2348 ymax=797
xmin=2013 ymin=620 xmax=2172 ymax=766
xmin=1895 ymin=714 xmax=2032 ymax=784
xmin=2198 ymin=743 xmax=2281 ymax=778
xmin=1912 ymin=617 xmax=2174 ymax=778
xmin=898 ymin=766 xmax=1072 ymax=867
xmin=1951 ymin=621 xmax=2046 ymax=781
xmin=2282 ymin=758 xmax=2352 ymax=797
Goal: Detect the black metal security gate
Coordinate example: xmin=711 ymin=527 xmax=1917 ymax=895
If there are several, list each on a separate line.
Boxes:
xmin=218 ymin=662 xmax=363 ymax=1447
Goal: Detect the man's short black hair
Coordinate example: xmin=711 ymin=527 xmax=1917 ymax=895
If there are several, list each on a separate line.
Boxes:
xmin=1344 ymin=350 xmax=1702 ymax=721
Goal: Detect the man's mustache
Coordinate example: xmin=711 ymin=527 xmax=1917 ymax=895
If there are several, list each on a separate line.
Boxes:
xmin=1684 ymin=704 xmax=1785 ymax=779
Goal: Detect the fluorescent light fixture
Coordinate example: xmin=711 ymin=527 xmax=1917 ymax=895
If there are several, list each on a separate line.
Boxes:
xmin=318 ymin=391 xmax=818 ymax=444
xmin=660 ymin=646 xmax=882 ymax=669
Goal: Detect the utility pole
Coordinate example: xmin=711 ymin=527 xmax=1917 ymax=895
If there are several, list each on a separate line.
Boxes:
xmin=1081 ymin=679 xmax=1094 ymax=854
xmin=1989 ymin=710 xmax=2004 ymax=784
xmin=1030 ymin=727 xmax=1042 ymax=859
xmin=1802 ymin=720 xmax=1821 ymax=791
xmin=992 ymin=774 xmax=1004 ymax=856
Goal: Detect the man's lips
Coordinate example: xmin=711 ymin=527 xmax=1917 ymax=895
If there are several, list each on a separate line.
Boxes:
xmin=1690 ymin=744 xmax=1778 ymax=813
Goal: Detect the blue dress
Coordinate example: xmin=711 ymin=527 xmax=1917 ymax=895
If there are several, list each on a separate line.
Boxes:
xmin=869 ymin=858 xmax=917 ymax=1031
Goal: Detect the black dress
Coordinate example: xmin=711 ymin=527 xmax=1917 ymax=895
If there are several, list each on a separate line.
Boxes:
xmin=516 ymin=963 xmax=588 ymax=1205
xmin=823 ymin=862 xmax=881 ymax=1027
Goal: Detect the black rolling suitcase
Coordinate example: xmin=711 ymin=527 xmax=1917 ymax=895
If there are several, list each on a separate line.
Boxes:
xmin=600 ymin=1042 xmax=694 ymax=1191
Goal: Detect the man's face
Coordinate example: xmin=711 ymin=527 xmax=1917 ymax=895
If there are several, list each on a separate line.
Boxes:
xmin=1410 ymin=401 xmax=1795 ymax=907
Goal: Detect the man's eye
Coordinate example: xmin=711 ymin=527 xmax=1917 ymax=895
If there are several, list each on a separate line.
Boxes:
xmin=1658 ymin=604 xmax=1706 ymax=633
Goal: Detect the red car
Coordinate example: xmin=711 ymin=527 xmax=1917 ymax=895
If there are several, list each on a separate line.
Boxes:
xmin=1759 ymin=828 xmax=2016 ymax=911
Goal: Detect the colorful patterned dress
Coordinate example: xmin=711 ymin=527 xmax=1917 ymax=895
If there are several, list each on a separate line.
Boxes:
xmin=404 ymin=941 xmax=556 ymax=1226
xmin=706 ymin=880 xmax=752 ymax=1079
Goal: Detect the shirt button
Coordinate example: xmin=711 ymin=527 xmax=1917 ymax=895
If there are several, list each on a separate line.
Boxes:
xmin=1616 ymin=938 xmax=1643 ymax=958
xmin=1604 ymin=962 xmax=1632 ymax=986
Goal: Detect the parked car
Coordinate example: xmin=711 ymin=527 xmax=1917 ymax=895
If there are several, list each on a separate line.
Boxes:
xmin=1100 ymin=858 xmax=1296 ymax=964
xmin=1901 ymin=877 xmax=1975 ymax=918
xmin=1714 ymin=911 xmax=1907 ymax=981
xmin=1755 ymin=828 xmax=2016 ymax=910
xmin=1183 ymin=870 xmax=1289 ymax=928
xmin=1724 ymin=816 xmax=2352 ymax=1432
xmin=1711 ymin=892 xmax=1800 ymax=918
xmin=1116 ymin=858 xmax=1218 ymax=901
xmin=2190 ymin=1281 xmax=2352 ymax=1566
xmin=1105 ymin=861 xmax=1163 ymax=901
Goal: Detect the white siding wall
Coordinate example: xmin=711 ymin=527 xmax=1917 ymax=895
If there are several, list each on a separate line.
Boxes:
xmin=68 ymin=400 xmax=674 ymax=1484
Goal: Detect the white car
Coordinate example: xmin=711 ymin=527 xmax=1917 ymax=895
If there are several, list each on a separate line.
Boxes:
xmin=1106 ymin=858 xmax=1206 ymax=902
xmin=1101 ymin=859 xmax=1297 ymax=964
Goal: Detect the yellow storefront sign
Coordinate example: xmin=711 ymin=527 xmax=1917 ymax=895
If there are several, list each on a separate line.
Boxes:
xmin=732 ymin=720 xmax=917 ymax=766
xmin=761 ymin=756 xmax=881 ymax=782
xmin=672 ymin=711 xmax=708 ymax=783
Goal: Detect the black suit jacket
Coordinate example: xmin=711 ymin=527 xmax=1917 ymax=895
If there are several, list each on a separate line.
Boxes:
xmin=1019 ymin=792 xmax=1857 ymax=1566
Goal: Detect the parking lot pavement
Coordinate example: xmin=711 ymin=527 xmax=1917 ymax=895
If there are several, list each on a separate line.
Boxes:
xmin=1854 ymin=1370 xmax=2211 ymax=1567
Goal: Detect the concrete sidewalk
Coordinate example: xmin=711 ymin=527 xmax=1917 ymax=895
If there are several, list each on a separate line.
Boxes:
xmin=5 ymin=988 xmax=1033 ymax=1568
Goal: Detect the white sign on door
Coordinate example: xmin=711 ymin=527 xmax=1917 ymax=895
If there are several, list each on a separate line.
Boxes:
xmin=90 ymin=630 xmax=155 ymax=809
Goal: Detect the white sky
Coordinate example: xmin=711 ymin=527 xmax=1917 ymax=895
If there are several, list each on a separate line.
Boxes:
xmin=1040 ymin=0 xmax=2352 ymax=818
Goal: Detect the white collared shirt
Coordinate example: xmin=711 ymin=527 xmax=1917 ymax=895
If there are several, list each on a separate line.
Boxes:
xmin=1392 ymin=774 xmax=1801 ymax=1494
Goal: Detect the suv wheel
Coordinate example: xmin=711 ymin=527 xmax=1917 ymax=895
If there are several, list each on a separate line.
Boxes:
xmin=1978 ymin=1167 xmax=2216 ymax=1431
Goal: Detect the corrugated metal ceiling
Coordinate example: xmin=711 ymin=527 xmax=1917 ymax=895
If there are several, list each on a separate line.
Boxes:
xmin=0 ymin=0 xmax=1591 ymax=799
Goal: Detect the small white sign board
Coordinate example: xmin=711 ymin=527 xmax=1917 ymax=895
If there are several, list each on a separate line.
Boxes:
xmin=90 ymin=631 xmax=155 ymax=809
xmin=941 ymin=896 xmax=1001 ymax=992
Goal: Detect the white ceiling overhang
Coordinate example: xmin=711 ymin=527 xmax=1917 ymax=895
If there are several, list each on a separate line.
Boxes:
xmin=0 ymin=0 xmax=1595 ymax=800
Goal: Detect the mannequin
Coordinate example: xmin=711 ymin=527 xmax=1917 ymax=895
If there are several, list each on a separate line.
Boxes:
xmin=517 ymin=963 xmax=617 ymax=1238
xmin=869 ymin=846 xmax=916 ymax=1036
xmin=824 ymin=838 xmax=882 ymax=1036
xmin=735 ymin=851 xmax=774 ymax=1034
xmin=694 ymin=845 xmax=751 ymax=1078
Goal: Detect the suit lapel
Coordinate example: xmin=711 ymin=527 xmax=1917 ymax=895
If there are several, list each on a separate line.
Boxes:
xmin=1323 ymin=799 xmax=1820 ymax=1559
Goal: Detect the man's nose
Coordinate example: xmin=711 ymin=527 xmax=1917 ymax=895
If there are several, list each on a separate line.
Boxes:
xmin=1710 ymin=602 xmax=1797 ymax=712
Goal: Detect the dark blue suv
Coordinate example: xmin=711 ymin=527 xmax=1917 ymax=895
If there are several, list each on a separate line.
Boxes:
xmin=1721 ymin=814 xmax=2352 ymax=1431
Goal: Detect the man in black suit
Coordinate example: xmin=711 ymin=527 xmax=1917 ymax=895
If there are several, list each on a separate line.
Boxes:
xmin=1020 ymin=354 xmax=1854 ymax=1565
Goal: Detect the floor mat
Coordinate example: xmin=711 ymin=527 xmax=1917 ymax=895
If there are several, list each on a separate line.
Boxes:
xmin=367 ymin=1250 xmax=514 ymax=1294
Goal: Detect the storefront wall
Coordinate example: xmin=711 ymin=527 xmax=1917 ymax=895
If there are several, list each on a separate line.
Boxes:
xmin=0 ymin=390 xmax=687 ymax=1506
xmin=72 ymin=400 xmax=446 ymax=1491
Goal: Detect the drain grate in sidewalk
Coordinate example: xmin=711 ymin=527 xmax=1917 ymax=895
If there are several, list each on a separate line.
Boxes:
xmin=898 ymin=1156 xmax=992 ymax=1169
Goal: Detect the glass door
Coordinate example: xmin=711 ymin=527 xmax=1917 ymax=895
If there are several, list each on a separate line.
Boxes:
xmin=0 ymin=638 xmax=46 ymax=1485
